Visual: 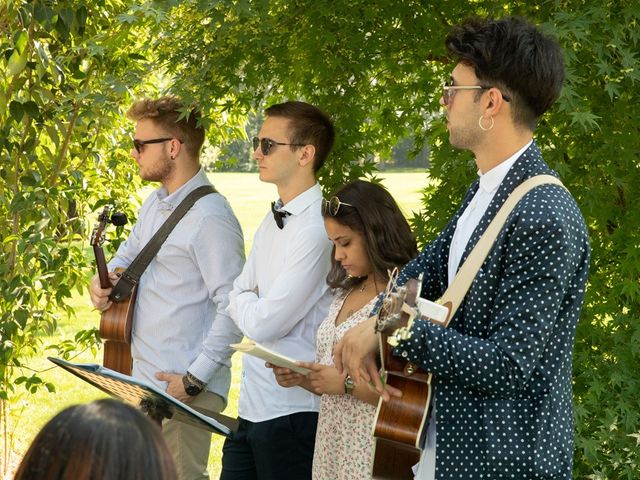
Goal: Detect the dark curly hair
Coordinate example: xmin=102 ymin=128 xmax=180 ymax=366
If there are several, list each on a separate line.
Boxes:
xmin=323 ymin=180 xmax=418 ymax=290
xmin=445 ymin=16 xmax=565 ymax=130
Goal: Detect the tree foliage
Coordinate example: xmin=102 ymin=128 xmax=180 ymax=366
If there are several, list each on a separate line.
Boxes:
xmin=153 ymin=1 xmax=640 ymax=477
xmin=0 ymin=0 xmax=164 ymax=470
xmin=1 ymin=0 xmax=638 ymax=477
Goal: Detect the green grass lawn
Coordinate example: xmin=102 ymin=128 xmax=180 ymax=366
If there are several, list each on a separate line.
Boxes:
xmin=6 ymin=171 xmax=429 ymax=478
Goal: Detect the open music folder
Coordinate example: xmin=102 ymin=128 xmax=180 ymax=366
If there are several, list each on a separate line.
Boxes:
xmin=48 ymin=357 xmax=237 ymax=436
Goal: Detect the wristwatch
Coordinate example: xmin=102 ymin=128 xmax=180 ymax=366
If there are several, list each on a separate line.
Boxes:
xmin=182 ymin=372 xmax=206 ymax=397
xmin=344 ymin=374 xmax=355 ymax=395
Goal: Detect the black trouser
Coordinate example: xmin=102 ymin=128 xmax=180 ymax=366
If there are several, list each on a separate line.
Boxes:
xmin=220 ymin=412 xmax=318 ymax=480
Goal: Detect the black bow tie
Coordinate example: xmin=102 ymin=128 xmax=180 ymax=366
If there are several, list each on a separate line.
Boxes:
xmin=271 ymin=202 xmax=290 ymax=229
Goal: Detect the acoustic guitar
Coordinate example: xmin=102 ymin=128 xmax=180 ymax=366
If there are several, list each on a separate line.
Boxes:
xmin=90 ymin=206 xmax=136 ymax=375
xmin=371 ymin=275 xmax=450 ymax=479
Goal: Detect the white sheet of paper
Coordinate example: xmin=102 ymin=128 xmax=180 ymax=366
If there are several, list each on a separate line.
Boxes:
xmin=230 ymin=341 xmax=311 ymax=375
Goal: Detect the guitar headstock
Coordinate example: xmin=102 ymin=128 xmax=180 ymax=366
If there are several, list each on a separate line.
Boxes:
xmin=376 ymin=285 xmax=408 ymax=334
xmin=374 ymin=271 xmax=423 ymax=334
xmin=90 ymin=206 xmax=112 ymax=248
xmin=90 ymin=207 xmax=128 ymax=248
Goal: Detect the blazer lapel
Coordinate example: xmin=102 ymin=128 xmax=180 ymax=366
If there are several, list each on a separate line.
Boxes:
xmin=455 ymin=142 xmax=550 ymax=277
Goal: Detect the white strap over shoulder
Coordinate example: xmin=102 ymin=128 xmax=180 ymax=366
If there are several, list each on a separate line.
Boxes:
xmin=439 ymin=174 xmax=565 ymax=325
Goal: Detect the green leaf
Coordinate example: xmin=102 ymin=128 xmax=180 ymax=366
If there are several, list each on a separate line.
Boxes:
xmin=14 ymin=309 xmax=28 ymax=329
xmin=33 ymin=3 xmax=53 ymax=25
xmin=34 ymin=40 xmax=50 ymax=68
xmin=9 ymin=101 xmax=24 ymax=122
xmin=569 ymin=110 xmax=601 ymax=130
xmin=77 ymin=6 xmax=88 ymax=32
xmin=23 ymin=100 xmax=40 ymax=119
xmin=59 ymin=8 xmax=74 ymax=29
xmin=14 ymin=30 xmax=29 ymax=54
xmin=5 ymin=49 xmax=28 ymax=78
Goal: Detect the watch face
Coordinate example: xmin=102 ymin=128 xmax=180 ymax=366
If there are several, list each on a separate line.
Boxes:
xmin=185 ymin=384 xmax=201 ymax=396
xmin=182 ymin=375 xmax=203 ymax=396
xmin=344 ymin=375 xmax=355 ymax=394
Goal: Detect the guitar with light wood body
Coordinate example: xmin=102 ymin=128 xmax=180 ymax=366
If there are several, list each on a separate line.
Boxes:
xmin=90 ymin=206 xmax=136 ymax=375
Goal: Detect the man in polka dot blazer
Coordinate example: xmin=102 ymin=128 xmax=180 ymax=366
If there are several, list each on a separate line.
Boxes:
xmin=335 ymin=16 xmax=590 ymax=480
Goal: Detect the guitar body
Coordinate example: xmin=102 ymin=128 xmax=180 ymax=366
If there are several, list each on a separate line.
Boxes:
xmin=371 ymin=370 xmax=432 ymax=479
xmin=91 ymin=207 xmax=135 ymax=376
xmin=372 ymin=278 xmax=432 ymax=479
xmin=99 ymin=267 xmax=136 ymax=375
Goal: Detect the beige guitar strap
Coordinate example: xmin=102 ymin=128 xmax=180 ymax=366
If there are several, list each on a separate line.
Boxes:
xmin=438 ymin=174 xmax=565 ymax=326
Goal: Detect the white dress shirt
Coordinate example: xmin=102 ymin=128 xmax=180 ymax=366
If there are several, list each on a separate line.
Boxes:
xmin=227 ymin=183 xmax=333 ymax=422
xmin=448 ymin=140 xmax=532 ymax=282
xmin=416 ymin=140 xmax=532 ymax=480
xmin=108 ymin=168 xmax=245 ymax=404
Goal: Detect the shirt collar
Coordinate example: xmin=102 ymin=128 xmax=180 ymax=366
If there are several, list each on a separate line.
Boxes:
xmin=156 ymin=168 xmax=210 ymax=210
xmin=279 ymin=183 xmax=322 ymax=216
xmin=476 ymin=140 xmax=532 ymax=194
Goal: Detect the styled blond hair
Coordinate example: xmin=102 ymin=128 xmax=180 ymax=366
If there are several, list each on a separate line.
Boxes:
xmin=127 ymin=96 xmax=205 ymax=159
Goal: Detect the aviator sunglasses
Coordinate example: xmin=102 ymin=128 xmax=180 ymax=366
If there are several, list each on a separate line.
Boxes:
xmin=133 ymin=137 xmax=183 ymax=154
xmin=441 ymin=83 xmax=511 ymax=106
xmin=252 ymin=137 xmax=305 ymax=156
xmin=322 ymin=196 xmax=355 ymax=216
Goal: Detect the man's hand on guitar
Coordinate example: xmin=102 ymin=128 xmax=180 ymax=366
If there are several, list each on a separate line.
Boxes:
xmin=89 ymin=272 xmax=119 ymax=311
xmin=333 ymin=317 xmax=403 ymax=402
xmin=333 ymin=318 xmax=379 ymax=385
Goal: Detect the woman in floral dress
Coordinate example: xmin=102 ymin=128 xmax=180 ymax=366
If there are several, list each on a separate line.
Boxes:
xmin=270 ymin=180 xmax=417 ymax=479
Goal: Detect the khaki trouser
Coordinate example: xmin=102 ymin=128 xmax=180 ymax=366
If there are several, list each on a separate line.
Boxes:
xmin=163 ymin=391 xmax=225 ymax=480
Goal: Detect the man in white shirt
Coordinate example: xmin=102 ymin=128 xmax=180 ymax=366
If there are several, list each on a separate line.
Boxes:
xmin=89 ymin=96 xmax=245 ymax=480
xmin=335 ymin=16 xmax=589 ymax=480
xmin=221 ymin=101 xmax=335 ymax=480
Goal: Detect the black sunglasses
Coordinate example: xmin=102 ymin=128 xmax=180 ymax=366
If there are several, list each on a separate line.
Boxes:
xmin=322 ymin=196 xmax=355 ymax=216
xmin=252 ymin=137 xmax=305 ymax=156
xmin=133 ymin=137 xmax=182 ymax=154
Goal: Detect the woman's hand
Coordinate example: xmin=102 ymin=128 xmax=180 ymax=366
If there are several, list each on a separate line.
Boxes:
xmin=297 ymin=362 xmax=344 ymax=396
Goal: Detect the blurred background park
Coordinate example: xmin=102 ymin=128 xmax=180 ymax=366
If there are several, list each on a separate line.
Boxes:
xmin=1 ymin=1 xmax=639 ymax=479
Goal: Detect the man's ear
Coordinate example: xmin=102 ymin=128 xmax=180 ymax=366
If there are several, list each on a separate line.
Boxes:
xmin=169 ymin=138 xmax=182 ymax=160
xmin=298 ymin=144 xmax=316 ymax=168
xmin=484 ymin=88 xmax=508 ymax=117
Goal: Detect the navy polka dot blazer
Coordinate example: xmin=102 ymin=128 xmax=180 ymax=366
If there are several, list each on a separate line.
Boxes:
xmin=393 ymin=142 xmax=590 ymax=479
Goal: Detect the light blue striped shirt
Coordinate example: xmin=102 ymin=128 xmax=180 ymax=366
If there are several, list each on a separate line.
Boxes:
xmin=109 ymin=168 xmax=245 ymax=404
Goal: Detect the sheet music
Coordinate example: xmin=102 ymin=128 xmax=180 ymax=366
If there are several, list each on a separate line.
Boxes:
xmin=48 ymin=357 xmax=235 ymax=435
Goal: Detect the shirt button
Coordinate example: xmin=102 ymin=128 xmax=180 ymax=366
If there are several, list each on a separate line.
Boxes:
xmin=401 ymin=351 xmax=408 ymax=358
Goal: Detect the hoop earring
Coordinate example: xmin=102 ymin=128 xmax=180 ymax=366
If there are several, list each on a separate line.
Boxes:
xmin=478 ymin=115 xmax=494 ymax=131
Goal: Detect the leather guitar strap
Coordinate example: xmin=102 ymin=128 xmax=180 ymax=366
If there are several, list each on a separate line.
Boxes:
xmin=438 ymin=175 xmax=565 ymax=325
xmin=109 ymin=185 xmax=216 ymax=302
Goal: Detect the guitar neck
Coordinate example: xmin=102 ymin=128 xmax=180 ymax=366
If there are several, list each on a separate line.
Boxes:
xmin=93 ymin=245 xmax=111 ymax=289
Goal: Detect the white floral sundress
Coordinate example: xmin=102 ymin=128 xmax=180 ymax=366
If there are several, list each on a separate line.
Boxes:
xmin=312 ymin=290 xmax=378 ymax=480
